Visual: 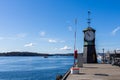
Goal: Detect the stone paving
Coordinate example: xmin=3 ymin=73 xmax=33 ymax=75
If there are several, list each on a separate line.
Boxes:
xmin=66 ymin=64 xmax=120 ymax=80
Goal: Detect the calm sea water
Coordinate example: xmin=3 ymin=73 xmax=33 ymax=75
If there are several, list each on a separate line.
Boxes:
xmin=0 ymin=56 xmax=73 ymax=80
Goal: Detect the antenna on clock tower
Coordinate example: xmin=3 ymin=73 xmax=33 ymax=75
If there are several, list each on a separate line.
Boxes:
xmin=87 ymin=11 xmax=91 ymax=27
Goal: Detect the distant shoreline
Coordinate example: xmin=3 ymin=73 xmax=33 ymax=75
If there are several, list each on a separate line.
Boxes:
xmin=0 ymin=52 xmax=74 ymax=56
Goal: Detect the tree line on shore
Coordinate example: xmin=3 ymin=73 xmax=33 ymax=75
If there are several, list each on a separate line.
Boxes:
xmin=0 ymin=52 xmax=73 ymax=56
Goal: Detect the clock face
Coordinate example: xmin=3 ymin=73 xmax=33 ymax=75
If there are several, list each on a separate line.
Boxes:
xmin=85 ymin=31 xmax=95 ymax=41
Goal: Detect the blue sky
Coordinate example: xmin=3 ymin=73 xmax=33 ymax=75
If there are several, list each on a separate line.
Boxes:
xmin=0 ymin=0 xmax=120 ymax=53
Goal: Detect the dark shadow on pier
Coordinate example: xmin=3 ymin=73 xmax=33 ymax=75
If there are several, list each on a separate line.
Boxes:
xmin=94 ymin=74 xmax=109 ymax=76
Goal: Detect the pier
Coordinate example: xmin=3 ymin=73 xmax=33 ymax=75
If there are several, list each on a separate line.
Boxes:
xmin=62 ymin=11 xmax=120 ymax=80
xmin=66 ymin=64 xmax=120 ymax=80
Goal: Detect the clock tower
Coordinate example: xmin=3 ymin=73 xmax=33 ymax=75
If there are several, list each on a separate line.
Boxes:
xmin=83 ymin=11 xmax=97 ymax=63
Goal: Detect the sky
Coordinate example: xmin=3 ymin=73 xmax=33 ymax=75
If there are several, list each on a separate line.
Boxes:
xmin=0 ymin=0 xmax=120 ymax=53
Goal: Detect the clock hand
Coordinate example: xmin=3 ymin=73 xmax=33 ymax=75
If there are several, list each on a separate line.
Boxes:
xmin=87 ymin=33 xmax=90 ymax=37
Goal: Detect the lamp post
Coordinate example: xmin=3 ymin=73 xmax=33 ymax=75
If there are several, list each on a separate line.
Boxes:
xmin=102 ymin=48 xmax=104 ymax=63
xmin=114 ymin=50 xmax=116 ymax=58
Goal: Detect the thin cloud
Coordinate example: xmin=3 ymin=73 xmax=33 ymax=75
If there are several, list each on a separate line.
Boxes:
xmin=60 ymin=46 xmax=71 ymax=50
xmin=24 ymin=43 xmax=35 ymax=47
xmin=48 ymin=39 xmax=65 ymax=43
xmin=60 ymin=40 xmax=65 ymax=43
xmin=40 ymin=31 xmax=46 ymax=37
xmin=0 ymin=33 xmax=27 ymax=40
xmin=16 ymin=33 xmax=27 ymax=38
xmin=112 ymin=27 xmax=120 ymax=35
xmin=48 ymin=39 xmax=57 ymax=43
xmin=53 ymin=48 xmax=58 ymax=51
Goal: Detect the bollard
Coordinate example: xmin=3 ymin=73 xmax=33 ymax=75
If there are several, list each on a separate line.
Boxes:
xmin=56 ymin=75 xmax=63 ymax=80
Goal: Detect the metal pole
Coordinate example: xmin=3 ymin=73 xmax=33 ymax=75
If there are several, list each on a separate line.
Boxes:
xmin=114 ymin=50 xmax=116 ymax=58
xmin=114 ymin=50 xmax=116 ymax=55
xmin=102 ymin=48 xmax=104 ymax=63
xmin=74 ymin=18 xmax=77 ymax=65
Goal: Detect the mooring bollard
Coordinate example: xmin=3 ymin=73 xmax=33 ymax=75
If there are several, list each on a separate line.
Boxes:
xmin=56 ymin=75 xmax=63 ymax=80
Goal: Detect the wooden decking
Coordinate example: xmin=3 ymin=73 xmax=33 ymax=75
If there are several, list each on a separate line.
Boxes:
xmin=66 ymin=64 xmax=120 ymax=80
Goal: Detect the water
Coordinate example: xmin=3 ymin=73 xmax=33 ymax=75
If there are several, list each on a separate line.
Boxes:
xmin=0 ymin=56 xmax=73 ymax=80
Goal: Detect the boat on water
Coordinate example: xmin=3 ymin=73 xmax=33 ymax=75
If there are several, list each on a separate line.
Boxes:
xmin=44 ymin=56 xmax=48 ymax=58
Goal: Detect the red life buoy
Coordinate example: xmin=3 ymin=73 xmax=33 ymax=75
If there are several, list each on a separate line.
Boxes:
xmin=74 ymin=50 xmax=78 ymax=59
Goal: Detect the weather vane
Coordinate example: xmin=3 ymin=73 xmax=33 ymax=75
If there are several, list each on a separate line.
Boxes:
xmin=87 ymin=11 xmax=91 ymax=27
